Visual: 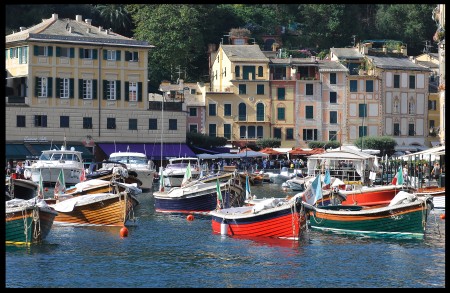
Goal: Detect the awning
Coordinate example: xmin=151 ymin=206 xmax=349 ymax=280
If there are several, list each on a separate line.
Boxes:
xmin=27 ymin=143 xmax=93 ymax=160
xmin=5 ymin=144 xmax=34 ymax=160
xmin=97 ymin=143 xmax=195 ymax=161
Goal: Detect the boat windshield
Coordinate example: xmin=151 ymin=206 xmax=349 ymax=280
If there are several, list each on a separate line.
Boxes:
xmin=110 ymin=156 xmax=147 ymax=165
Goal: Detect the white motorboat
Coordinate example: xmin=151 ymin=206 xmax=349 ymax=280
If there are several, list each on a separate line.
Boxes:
xmin=25 ymin=145 xmax=84 ymax=186
xmin=103 ymin=151 xmax=156 ymax=191
xmin=163 ymin=157 xmax=201 ymax=187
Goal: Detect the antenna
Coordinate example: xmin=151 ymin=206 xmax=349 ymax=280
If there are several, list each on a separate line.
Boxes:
xmin=423 ymin=40 xmax=432 ymax=54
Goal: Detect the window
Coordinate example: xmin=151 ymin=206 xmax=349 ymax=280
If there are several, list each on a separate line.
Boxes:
xmin=428 ymin=100 xmax=437 ymax=110
xmin=36 ymin=77 xmax=49 ymax=97
xmin=239 ymin=84 xmax=246 ymax=95
xmin=59 ymin=78 xmax=70 ymax=99
xmin=408 ymin=99 xmax=415 ymax=114
xmin=107 ymin=118 xmax=116 ymax=129
xmin=10 ymin=48 xmax=18 ymax=59
xmin=129 ymin=119 xmax=138 ymax=130
xmin=359 ymin=126 xmax=367 ymax=137
xmin=209 ymin=124 xmax=216 ymax=137
xmin=128 ymin=82 xmax=138 ymax=102
xmin=224 ymin=104 xmax=232 ymax=116
xmin=82 ymin=79 xmax=94 ymax=99
xmin=37 ymin=46 xmax=49 ymax=56
xmin=238 ymin=103 xmax=246 ymax=121
xmin=60 ymin=116 xmax=69 ymax=128
xmin=330 ymin=92 xmax=337 ymax=104
xmin=209 ymin=104 xmax=217 ymax=116
xmin=34 ymin=115 xmax=47 ymax=127
xmin=305 ymin=106 xmax=314 ymax=119
xmin=240 ymin=126 xmax=247 ymax=139
xmin=408 ymin=124 xmax=415 ymax=136
xmin=19 ymin=47 xmax=28 ymax=64
xmin=224 ymin=124 xmax=231 ymax=139
xmin=189 ymin=108 xmax=197 ymax=117
xmin=248 ymin=126 xmax=256 ymax=139
xmin=303 ymin=129 xmax=317 ymax=141
xmin=359 ymin=104 xmax=367 ymax=117
xmin=106 ymin=50 xmax=116 ymax=61
xmin=330 ymin=73 xmax=337 ymax=84
xmin=258 ymin=66 xmax=263 ymax=77
xmin=277 ymin=87 xmax=285 ymax=100
xmin=256 ymin=103 xmax=265 ymax=121
xmin=169 ymin=119 xmax=177 ymax=130
xmin=350 ymin=80 xmax=358 ymax=92
xmin=330 ymin=111 xmax=337 ymax=124
xmin=393 ymin=98 xmax=400 ymax=113
xmin=409 ymin=75 xmax=415 ymax=89
xmin=306 ymin=84 xmax=313 ymax=95
xmin=257 ymin=126 xmax=263 ymax=138
xmin=81 ymin=48 xmax=94 ymax=59
xmin=235 ymin=66 xmax=240 ymax=78
xmin=190 ymin=88 xmax=196 ymax=94
xmin=429 ymin=120 xmax=435 ymax=128
xmin=277 ymin=107 xmax=285 ymax=120
xmin=286 ymin=128 xmax=294 ymax=140
xmin=125 ymin=51 xmax=139 ymax=62
xmin=83 ymin=117 xmax=92 ymax=129
xmin=189 ymin=124 xmax=198 ymax=133
xmin=273 ymin=127 xmax=282 ymax=139
xmin=366 ymin=80 xmax=373 ymax=92
xmin=394 ymin=123 xmax=400 ymax=136
xmin=394 ymin=74 xmax=400 ymax=88
xmin=257 ymin=84 xmax=264 ymax=95
xmin=149 ymin=118 xmax=157 ymax=130
xmin=17 ymin=115 xmax=26 ymax=127
xmin=58 ymin=47 xmax=71 ymax=58
xmin=106 ymin=80 xmax=116 ymax=100
xmin=329 ymin=130 xmax=337 ymax=141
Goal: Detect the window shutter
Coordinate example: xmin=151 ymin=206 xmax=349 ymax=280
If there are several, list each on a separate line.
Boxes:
xmin=125 ymin=51 xmax=130 ymax=61
xmin=9 ymin=48 xmax=13 ymax=58
xmin=47 ymin=46 xmax=53 ymax=57
xmin=34 ymin=45 xmax=39 ymax=56
xmin=70 ymin=48 xmax=74 ymax=58
xmin=79 ymin=79 xmax=83 ymax=99
xmin=34 ymin=116 xmax=38 ymax=126
xmin=93 ymin=80 xmax=97 ymax=99
xmin=56 ymin=47 xmax=61 ymax=57
xmin=79 ymin=48 xmax=84 ymax=59
xmin=138 ymin=82 xmax=142 ymax=102
xmin=43 ymin=116 xmax=47 ymax=127
xmin=93 ymin=49 xmax=97 ymax=60
xmin=125 ymin=82 xmax=129 ymax=101
xmin=35 ymin=77 xmax=39 ymax=97
xmin=103 ymin=80 xmax=108 ymax=100
xmin=116 ymin=81 xmax=121 ymax=100
xmin=48 ymin=77 xmax=53 ymax=97
xmin=116 ymin=50 xmax=121 ymax=61
xmin=55 ymin=78 xmax=60 ymax=97
xmin=103 ymin=49 xmax=107 ymax=60
xmin=69 ymin=78 xmax=74 ymax=98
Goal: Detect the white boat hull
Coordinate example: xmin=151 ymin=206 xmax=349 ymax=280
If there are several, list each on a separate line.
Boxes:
xmin=30 ymin=166 xmax=82 ymax=185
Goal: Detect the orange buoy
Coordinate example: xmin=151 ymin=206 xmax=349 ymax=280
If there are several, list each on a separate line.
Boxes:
xmin=44 ymin=187 xmax=49 ymax=192
xmin=120 ymin=226 xmax=129 ymax=237
xmin=440 ymin=214 xmax=445 ymax=220
xmin=187 ymin=214 xmax=194 ymax=221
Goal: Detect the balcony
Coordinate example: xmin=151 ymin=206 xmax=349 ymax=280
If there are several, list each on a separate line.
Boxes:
xmin=6 ymin=96 xmax=29 ymax=106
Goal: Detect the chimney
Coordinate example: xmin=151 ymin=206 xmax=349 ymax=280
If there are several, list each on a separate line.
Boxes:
xmin=85 ymin=19 xmax=92 ymax=25
xmin=52 ymin=13 xmax=58 ymax=20
xmin=99 ymin=26 xmax=103 ymax=32
xmin=19 ymin=27 xmax=26 ymax=31
xmin=75 ymin=15 xmax=82 ymax=22
xmin=86 ymin=28 xmax=91 ymax=33
xmin=69 ymin=26 xmax=72 ymax=33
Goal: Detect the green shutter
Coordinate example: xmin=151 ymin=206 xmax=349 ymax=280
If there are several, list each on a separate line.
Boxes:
xmin=69 ymin=78 xmax=74 ymax=98
xmin=24 ymin=47 xmax=28 ymax=62
xmin=116 ymin=50 xmax=121 ymax=61
xmin=34 ymin=45 xmax=39 ymax=56
xmin=48 ymin=77 xmax=53 ymax=97
xmin=35 ymin=77 xmax=39 ymax=97
xmin=93 ymin=80 xmax=97 ymax=99
xmin=93 ymin=49 xmax=97 ymax=60
xmin=125 ymin=51 xmax=130 ymax=61
xmin=125 ymin=82 xmax=129 ymax=101
xmin=103 ymin=49 xmax=107 ymax=60
xmin=70 ymin=48 xmax=74 ymax=58
xmin=47 ymin=46 xmax=53 ymax=57
xmin=79 ymin=48 xmax=84 ymax=59
xmin=103 ymin=80 xmax=107 ymax=100
xmin=79 ymin=79 xmax=83 ymax=99
xmin=56 ymin=47 xmax=61 ymax=57
xmin=9 ymin=48 xmax=13 ymax=58
xmin=55 ymin=78 xmax=60 ymax=97
xmin=116 ymin=81 xmax=121 ymax=100
xmin=138 ymin=82 xmax=142 ymax=102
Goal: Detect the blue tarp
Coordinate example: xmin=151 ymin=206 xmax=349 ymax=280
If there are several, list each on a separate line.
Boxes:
xmin=98 ymin=143 xmax=195 ymax=160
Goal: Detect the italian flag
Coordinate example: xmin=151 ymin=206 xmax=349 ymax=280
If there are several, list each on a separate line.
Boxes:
xmin=391 ymin=166 xmax=404 ymax=185
xmin=216 ymin=179 xmax=222 ymax=210
xmin=159 ymin=167 xmax=165 ymax=192
xmin=54 ymin=169 xmax=66 ymax=197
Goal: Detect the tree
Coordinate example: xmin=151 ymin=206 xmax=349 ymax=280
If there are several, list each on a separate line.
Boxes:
xmin=308 ymin=141 xmax=341 ymax=149
xmin=186 ymin=132 xmax=227 ymax=150
xmin=95 ymin=4 xmax=134 ymax=37
xmin=256 ymin=138 xmax=281 ymax=149
xmin=354 ymin=136 xmax=397 ymax=157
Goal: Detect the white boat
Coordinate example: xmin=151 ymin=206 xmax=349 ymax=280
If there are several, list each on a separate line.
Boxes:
xmin=283 ymin=175 xmax=309 ymax=191
xmin=102 ymin=151 xmax=156 ymax=191
xmin=25 ymin=145 xmax=84 ymax=186
xmin=163 ymin=157 xmax=201 ymax=187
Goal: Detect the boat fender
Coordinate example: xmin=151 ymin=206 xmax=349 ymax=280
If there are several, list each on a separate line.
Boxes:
xmin=24 ymin=169 xmax=32 ymax=179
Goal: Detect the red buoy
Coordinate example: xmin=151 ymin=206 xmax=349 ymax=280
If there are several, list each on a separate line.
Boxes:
xmin=120 ymin=226 xmax=129 ymax=237
xmin=187 ymin=214 xmax=194 ymax=221
xmin=440 ymin=214 xmax=445 ymax=220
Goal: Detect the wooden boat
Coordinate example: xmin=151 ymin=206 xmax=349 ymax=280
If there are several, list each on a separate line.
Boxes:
xmin=239 ymin=172 xmax=263 ymax=186
xmin=5 ymin=176 xmax=38 ymax=201
xmin=48 ymin=190 xmax=140 ymax=227
xmin=153 ymin=172 xmax=245 ymax=214
xmin=6 ymin=198 xmax=58 ymax=245
xmin=303 ymin=191 xmax=434 ymax=239
xmin=62 ymin=179 xmax=142 ymax=197
xmin=413 ymin=186 xmax=445 ymax=211
xmin=336 ymin=184 xmax=411 ymax=207
xmin=210 ymin=194 xmax=308 ymax=240
xmin=86 ymin=162 xmax=143 ymax=188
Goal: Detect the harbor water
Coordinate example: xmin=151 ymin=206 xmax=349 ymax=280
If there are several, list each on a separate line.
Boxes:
xmin=5 ymin=183 xmax=446 ymax=288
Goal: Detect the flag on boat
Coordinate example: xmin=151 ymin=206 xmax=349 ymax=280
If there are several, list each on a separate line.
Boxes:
xmin=159 ymin=167 xmax=165 ymax=192
xmin=37 ymin=169 xmax=44 ymax=198
xmin=54 ymin=169 xmax=66 ymax=197
xmin=245 ymin=175 xmax=252 ymax=200
xmin=324 ymin=168 xmax=331 ymax=185
xmin=302 ymin=174 xmax=322 ymax=206
xmin=216 ymin=179 xmax=222 ymax=210
xmin=391 ymin=166 xmax=404 ymax=185
xmin=181 ymin=162 xmax=192 ymax=186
